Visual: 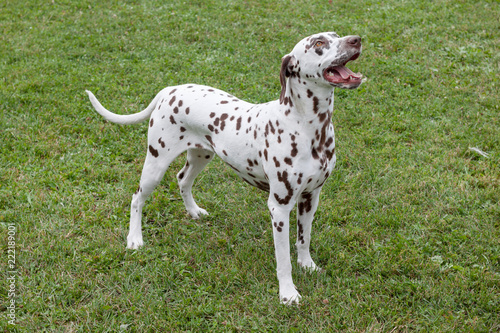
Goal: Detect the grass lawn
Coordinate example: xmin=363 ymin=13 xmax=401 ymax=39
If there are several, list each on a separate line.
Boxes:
xmin=1 ymin=0 xmax=499 ymax=331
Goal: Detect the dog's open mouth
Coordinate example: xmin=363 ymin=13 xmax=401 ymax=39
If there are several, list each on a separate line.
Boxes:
xmin=323 ymin=54 xmax=362 ymax=88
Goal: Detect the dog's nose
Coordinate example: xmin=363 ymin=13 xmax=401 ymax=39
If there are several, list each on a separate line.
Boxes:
xmin=346 ymin=36 xmax=361 ymax=47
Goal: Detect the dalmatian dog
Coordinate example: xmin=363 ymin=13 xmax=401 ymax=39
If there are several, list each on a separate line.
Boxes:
xmin=86 ymin=32 xmax=363 ymax=304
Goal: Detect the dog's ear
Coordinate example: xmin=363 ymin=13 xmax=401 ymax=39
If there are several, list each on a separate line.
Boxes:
xmin=280 ymin=55 xmax=296 ymax=104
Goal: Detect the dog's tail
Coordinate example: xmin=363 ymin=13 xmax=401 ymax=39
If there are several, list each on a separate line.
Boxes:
xmin=85 ymin=90 xmax=160 ymax=125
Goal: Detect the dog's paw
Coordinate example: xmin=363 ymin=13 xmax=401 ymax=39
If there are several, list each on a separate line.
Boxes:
xmin=280 ymin=288 xmax=302 ymax=305
xmin=126 ymin=235 xmax=144 ymax=250
xmin=188 ymin=207 xmax=209 ymax=219
xmin=298 ymin=259 xmax=322 ymax=273
xmin=279 ymin=281 xmax=301 ymax=305
xmin=297 ymin=256 xmax=321 ymax=273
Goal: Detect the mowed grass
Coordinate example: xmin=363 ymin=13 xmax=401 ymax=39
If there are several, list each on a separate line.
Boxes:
xmin=1 ymin=0 xmax=499 ymax=331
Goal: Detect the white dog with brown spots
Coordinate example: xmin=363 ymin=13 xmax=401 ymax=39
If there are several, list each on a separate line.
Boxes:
xmin=86 ymin=31 xmax=363 ymax=305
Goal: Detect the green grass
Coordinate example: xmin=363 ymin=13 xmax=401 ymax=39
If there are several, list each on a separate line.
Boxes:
xmin=1 ymin=0 xmax=499 ymax=331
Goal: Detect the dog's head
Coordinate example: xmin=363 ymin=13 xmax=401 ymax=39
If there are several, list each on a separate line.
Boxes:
xmin=280 ymin=32 xmax=363 ymax=102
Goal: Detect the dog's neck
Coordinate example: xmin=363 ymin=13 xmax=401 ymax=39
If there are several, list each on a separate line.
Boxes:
xmin=281 ymin=77 xmax=335 ymax=124
xmin=280 ymin=77 xmax=336 ymax=160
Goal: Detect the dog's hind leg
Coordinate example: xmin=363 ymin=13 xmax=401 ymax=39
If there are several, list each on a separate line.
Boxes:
xmin=127 ymin=146 xmax=184 ymax=249
xmin=177 ymin=148 xmax=214 ymax=219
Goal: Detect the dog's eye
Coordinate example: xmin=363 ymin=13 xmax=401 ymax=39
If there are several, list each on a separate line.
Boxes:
xmin=315 ymin=41 xmax=325 ymax=47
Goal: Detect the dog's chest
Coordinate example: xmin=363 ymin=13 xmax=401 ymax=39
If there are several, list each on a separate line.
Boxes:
xmin=225 ymin=114 xmax=337 ymax=194
xmin=267 ymin=125 xmax=336 ymax=193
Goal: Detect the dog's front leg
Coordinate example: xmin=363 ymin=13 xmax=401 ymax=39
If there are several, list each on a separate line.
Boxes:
xmin=296 ymin=187 xmax=322 ymax=272
xmin=268 ymin=196 xmax=301 ymax=305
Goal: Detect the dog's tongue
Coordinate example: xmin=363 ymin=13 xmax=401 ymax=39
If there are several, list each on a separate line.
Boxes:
xmin=324 ymin=65 xmax=363 ymax=85
xmin=334 ymin=66 xmax=356 ymax=79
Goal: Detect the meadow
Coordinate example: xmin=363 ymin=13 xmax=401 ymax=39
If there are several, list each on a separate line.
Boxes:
xmin=1 ymin=0 xmax=499 ymax=331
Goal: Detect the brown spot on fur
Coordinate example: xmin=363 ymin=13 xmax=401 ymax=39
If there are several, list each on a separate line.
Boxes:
xmin=149 ymin=145 xmax=159 ymax=158
xmin=298 ymin=192 xmax=313 ymax=216
xmin=291 ymin=143 xmax=298 ymax=157
xmin=268 ymin=121 xmax=276 ymax=134
xmin=273 ymin=221 xmax=284 ymax=232
xmin=205 ymin=135 xmax=215 ymax=147
xmin=297 ymin=173 xmax=303 ymax=184
xmin=158 ymin=137 xmax=166 ymax=148
xmin=274 ymin=170 xmax=293 ymax=205
xmin=325 ymin=137 xmax=334 ymax=148
xmin=297 ymin=220 xmax=304 ymax=239
xmin=326 ymin=148 xmax=335 ymax=160
xmin=312 ymin=147 xmax=319 ymax=159
xmin=313 ymin=96 xmax=319 ymax=113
